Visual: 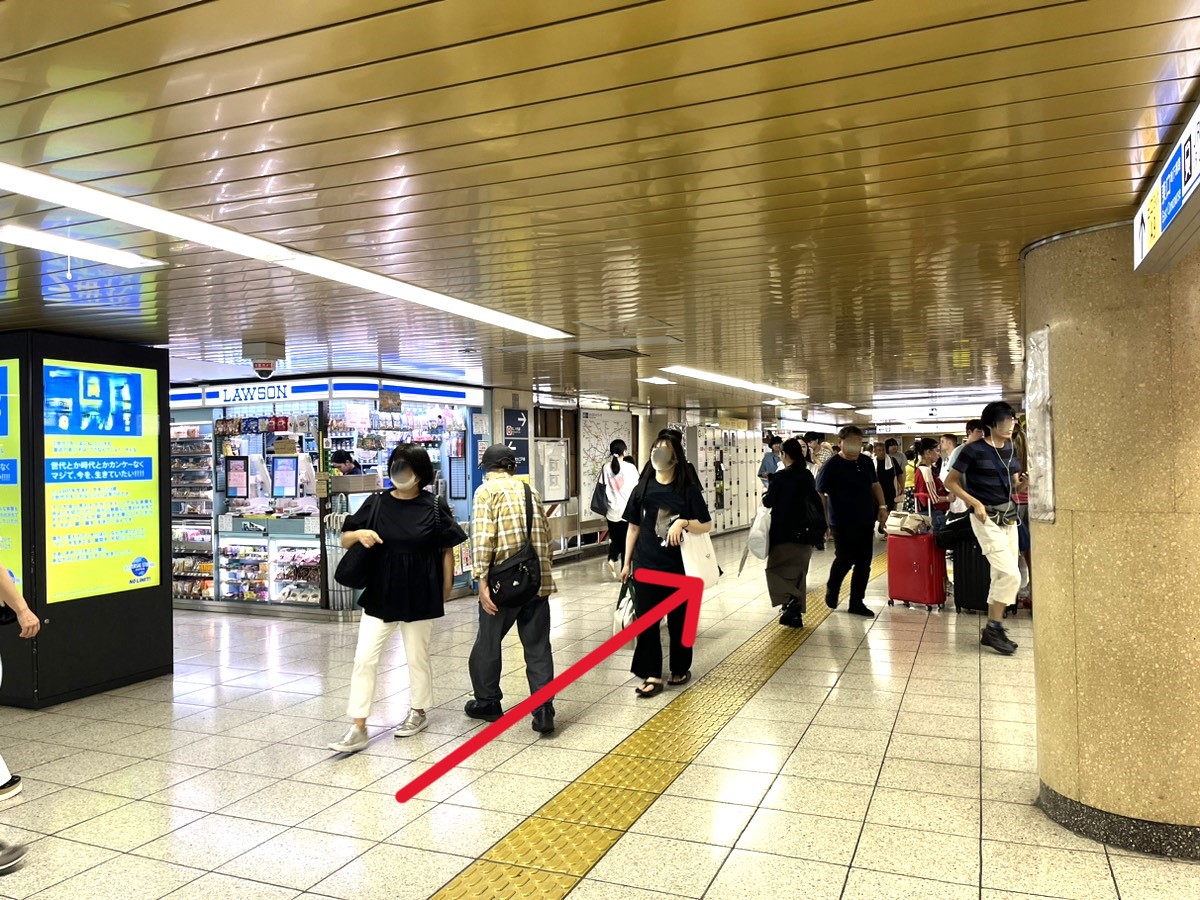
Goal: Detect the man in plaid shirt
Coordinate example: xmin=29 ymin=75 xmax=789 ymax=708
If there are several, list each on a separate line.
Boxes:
xmin=466 ymin=444 xmax=556 ymax=734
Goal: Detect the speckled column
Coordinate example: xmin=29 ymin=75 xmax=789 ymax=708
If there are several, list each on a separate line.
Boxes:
xmin=1023 ymin=223 xmax=1200 ymax=858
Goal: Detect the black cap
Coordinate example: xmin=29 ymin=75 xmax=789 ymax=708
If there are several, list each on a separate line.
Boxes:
xmin=481 ymin=443 xmax=517 ymax=470
xmin=330 ymin=450 xmax=355 ymax=464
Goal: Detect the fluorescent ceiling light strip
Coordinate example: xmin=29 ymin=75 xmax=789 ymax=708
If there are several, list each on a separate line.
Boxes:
xmin=872 ymin=387 xmax=1002 ymax=404
xmin=0 ymin=162 xmax=570 ymax=340
xmin=660 ymin=366 xmax=807 ymax=400
xmin=823 ymin=402 xmax=855 ymax=410
xmin=0 ymin=223 xmax=165 ymax=269
xmin=638 ymin=376 xmax=676 ymax=385
xmin=856 ymin=403 xmax=993 ymax=421
xmin=777 ymin=418 xmax=840 ymax=431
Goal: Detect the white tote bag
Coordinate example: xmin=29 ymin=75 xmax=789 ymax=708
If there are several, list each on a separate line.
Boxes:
xmin=746 ymin=506 xmax=771 ymax=560
xmin=680 ymin=531 xmax=720 ymax=589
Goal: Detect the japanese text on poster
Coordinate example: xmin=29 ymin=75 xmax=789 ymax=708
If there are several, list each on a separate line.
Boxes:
xmin=0 ymin=360 xmax=22 ymax=591
xmin=43 ymin=360 xmax=160 ymax=603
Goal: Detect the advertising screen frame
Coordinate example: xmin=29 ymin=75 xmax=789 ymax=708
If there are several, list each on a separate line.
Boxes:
xmin=3 ymin=332 xmax=172 ymax=706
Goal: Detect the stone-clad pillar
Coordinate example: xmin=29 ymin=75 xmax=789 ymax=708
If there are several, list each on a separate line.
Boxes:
xmin=1023 ymin=223 xmax=1200 ymax=857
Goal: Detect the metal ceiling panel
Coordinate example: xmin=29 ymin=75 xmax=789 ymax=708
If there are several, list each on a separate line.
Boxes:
xmin=0 ymin=0 xmax=1196 ymax=411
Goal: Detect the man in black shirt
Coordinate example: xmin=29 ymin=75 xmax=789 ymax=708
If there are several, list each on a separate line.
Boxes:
xmin=816 ymin=426 xmax=889 ymax=617
xmin=945 ymin=402 xmax=1027 ymax=656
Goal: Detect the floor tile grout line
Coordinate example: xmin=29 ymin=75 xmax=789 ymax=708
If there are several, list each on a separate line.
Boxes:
xmin=430 ymin=552 xmax=886 ymax=897
xmin=836 ymin=568 xmax=926 ymax=900
xmin=978 ymin=608 xmax=986 ymax=897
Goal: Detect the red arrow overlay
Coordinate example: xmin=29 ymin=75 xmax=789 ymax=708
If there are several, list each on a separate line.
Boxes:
xmin=395 ymin=568 xmax=704 ymax=803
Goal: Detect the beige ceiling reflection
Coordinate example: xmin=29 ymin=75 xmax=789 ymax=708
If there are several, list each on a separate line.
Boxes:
xmin=0 ymin=0 xmax=1196 ymax=410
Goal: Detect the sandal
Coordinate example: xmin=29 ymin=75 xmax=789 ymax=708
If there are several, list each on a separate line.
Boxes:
xmin=635 ymin=678 xmax=664 ymax=698
xmin=668 ymin=671 xmax=692 ymax=686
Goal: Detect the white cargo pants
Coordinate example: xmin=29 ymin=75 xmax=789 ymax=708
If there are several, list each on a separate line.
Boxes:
xmin=969 ymin=515 xmax=1022 ymax=609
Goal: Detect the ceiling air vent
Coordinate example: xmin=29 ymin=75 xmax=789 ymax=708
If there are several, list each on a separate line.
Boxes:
xmin=576 ymin=348 xmax=647 ymax=361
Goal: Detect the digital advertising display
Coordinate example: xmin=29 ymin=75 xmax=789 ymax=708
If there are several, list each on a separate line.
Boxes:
xmin=43 ymin=359 xmax=160 ymax=604
xmin=0 ymin=360 xmax=23 ymax=593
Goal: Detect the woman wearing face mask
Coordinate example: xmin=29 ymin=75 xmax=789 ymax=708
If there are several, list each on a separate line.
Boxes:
xmin=329 ymin=446 xmax=467 ymax=753
xmin=601 ymin=440 xmax=640 ymax=578
xmin=620 ymin=432 xmax=713 ymax=697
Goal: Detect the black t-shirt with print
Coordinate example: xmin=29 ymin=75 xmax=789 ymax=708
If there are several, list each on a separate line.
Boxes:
xmin=623 ymin=479 xmax=711 ymax=575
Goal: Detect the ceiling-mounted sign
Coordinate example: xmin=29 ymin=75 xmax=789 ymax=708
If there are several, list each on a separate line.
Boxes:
xmin=1134 ymin=100 xmax=1200 ymax=272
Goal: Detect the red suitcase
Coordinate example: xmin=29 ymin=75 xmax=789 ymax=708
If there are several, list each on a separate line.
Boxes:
xmin=886 ymin=533 xmax=947 ymax=609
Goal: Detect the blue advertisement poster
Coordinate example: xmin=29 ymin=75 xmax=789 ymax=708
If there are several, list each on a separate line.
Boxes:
xmin=0 ymin=361 xmax=22 ymax=592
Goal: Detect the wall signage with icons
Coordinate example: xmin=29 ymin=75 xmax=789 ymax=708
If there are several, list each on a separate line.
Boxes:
xmin=1134 ymin=100 xmax=1200 ymax=272
xmin=43 ymin=360 xmax=161 ymax=604
xmin=502 ymin=408 xmax=530 ymax=476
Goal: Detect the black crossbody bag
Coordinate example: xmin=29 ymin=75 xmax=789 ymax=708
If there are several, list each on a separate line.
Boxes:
xmin=488 ymin=483 xmax=543 ymax=609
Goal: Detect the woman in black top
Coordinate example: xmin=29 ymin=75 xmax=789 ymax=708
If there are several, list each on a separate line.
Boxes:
xmin=329 ymin=446 xmax=467 ymax=753
xmin=621 ymin=432 xmax=713 ymax=697
xmin=763 ymin=438 xmax=827 ymax=629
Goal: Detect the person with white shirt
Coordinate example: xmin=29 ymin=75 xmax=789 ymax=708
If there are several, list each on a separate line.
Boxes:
xmin=602 ymin=440 xmax=640 ymax=578
xmin=944 ymin=419 xmax=985 ymax=515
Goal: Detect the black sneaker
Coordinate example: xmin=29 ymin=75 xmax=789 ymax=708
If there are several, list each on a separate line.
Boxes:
xmin=981 ymin=624 xmax=1018 ymax=656
xmin=531 ymin=704 xmax=555 ymax=734
xmin=848 ymin=604 xmax=876 ymax=618
xmin=0 ymin=776 xmax=21 ymax=803
xmin=0 ymin=841 xmax=27 ymax=872
xmin=825 ymin=591 xmax=839 ymax=610
xmin=779 ymin=601 xmax=804 ymax=629
xmin=464 ymin=699 xmax=504 ymax=722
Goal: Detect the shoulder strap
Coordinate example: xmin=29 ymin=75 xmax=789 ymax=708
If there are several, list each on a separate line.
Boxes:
xmin=522 ymin=482 xmax=533 ymax=540
xmin=367 ymin=492 xmax=384 ymax=531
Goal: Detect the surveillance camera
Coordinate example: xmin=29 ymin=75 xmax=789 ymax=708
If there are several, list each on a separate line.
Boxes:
xmin=243 ymin=341 xmax=284 ymax=381
xmin=251 ymin=360 xmax=276 ymax=380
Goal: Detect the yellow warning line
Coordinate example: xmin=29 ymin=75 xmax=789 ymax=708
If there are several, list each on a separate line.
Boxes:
xmin=434 ymin=553 xmax=889 ymax=899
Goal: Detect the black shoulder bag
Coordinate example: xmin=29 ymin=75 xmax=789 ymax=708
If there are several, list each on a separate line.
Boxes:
xmin=334 ymin=492 xmax=384 ymax=589
xmin=590 ymin=468 xmax=609 ymax=517
xmin=488 ymin=483 xmax=543 ymax=608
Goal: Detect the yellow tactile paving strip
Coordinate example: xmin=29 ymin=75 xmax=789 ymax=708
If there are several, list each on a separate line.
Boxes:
xmin=434 ymin=553 xmax=889 ymax=899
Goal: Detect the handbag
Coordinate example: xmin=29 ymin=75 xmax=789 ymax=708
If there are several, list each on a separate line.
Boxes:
xmin=680 ymin=530 xmax=719 ymax=589
xmin=487 ymin=483 xmax=543 ymax=609
xmin=746 ymin=506 xmax=771 ymax=560
xmin=613 ymin=578 xmax=637 ymax=636
xmin=884 ymin=510 xmax=927 ymax=536
xmin=333 ymin=492 xmax=385 ymax=589
xmin=590 ymin=469 xmax=609 ymax=517
xmin=936 ymin=511 xmax=974 ymax=548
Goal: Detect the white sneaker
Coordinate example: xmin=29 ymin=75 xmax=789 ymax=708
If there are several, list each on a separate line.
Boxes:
xmin=395 ymin=711 xmax=428 ymax=738
xmin=328 ymin=724 xmax=369 ymax=753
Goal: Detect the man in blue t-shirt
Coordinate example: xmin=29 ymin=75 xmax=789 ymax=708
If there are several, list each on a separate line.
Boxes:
xmin=816 ymin=426 xmax=889 ymax=617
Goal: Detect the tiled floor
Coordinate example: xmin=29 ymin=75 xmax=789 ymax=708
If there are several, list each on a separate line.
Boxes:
xmin=0 ymin=535 xmax=1196 ymax=898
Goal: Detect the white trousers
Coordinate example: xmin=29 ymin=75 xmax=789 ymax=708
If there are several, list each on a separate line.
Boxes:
xmin=347 ymin=614 xmax=434 ymax=719
xmin=970 ymin=515 xmax=1022 ymax=609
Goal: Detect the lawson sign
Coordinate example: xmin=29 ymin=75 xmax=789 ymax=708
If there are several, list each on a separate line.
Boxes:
xmin=169 ymin=376 xmax=484 ymax=409
xmin=169 ymin=379 xmax=331 ymax=408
